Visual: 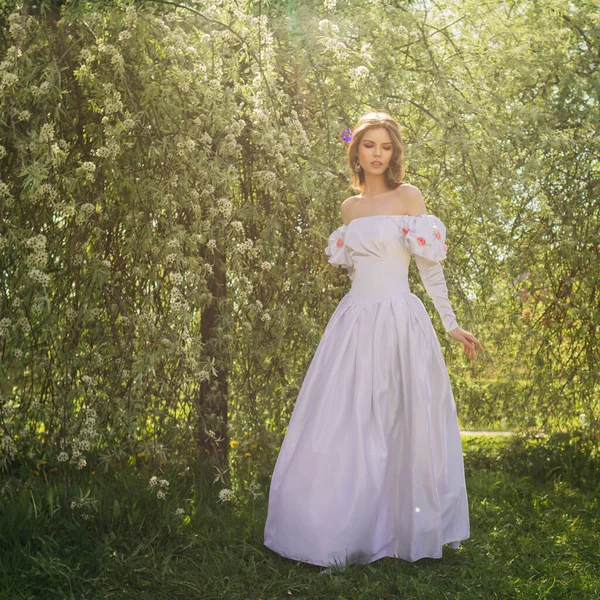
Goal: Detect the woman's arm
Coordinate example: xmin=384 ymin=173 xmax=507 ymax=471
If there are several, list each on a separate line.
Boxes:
xmin=414 ymin=254 xmax=459 ymax=333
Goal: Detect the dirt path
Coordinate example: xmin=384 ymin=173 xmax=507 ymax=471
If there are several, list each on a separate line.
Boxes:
xmin=460 ymin=430 xmax=514 ymax=436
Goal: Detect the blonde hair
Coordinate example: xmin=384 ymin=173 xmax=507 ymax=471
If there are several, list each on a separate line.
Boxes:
xmin=346 ymin=112 xmax=405 ymax=191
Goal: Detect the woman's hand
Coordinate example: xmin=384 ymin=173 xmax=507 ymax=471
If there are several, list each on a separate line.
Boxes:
xmin=448 ymin=326 xmax=483 ymax=359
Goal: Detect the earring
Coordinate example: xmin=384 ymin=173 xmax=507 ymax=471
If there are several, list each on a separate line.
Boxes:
xmin=354 ymin=159 xmax=362 ymax=172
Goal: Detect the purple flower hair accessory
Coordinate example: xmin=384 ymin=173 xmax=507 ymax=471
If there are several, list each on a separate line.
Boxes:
xmin=341 ymin=128 xmax=353 ymax=143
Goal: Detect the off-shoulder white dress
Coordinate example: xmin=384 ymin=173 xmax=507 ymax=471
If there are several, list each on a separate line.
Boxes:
xmin=264 ymin=213 xmax=470 ymax=567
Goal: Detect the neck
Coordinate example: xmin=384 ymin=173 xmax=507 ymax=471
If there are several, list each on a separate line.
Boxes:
xmin=361 ymin=173 xmax=390 ymax=198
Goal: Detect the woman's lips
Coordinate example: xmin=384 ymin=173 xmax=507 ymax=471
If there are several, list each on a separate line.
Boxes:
xmin=371 ymin=162 xmax=382 ymax=166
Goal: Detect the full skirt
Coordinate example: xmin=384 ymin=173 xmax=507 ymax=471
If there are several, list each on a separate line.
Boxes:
xmin=263 ymin=291 xmax=470 ymax=567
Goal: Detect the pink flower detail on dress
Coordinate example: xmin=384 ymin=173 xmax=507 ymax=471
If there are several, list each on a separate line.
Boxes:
xmin=402 ymin=227 xmax=409 ymax=235
xmin=417 ymin=236 xmax=426 ymax=245
xmin=435 ymin=231 xmax=441 ymax=239
xmin=336 ymin=237 xmax=344 ymax=248
xmin=444 ymin=244 xmax=448 ymax=252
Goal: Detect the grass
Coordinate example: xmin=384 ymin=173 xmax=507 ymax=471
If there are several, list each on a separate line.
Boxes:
xmin=1 ymin=433 xmax=599 ymax=599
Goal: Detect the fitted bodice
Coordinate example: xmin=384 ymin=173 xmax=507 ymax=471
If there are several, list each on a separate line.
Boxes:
xmin=345 ymin=216 xmax=413 ymax=301
xmin=325 ymin=213 xmax=451 ymax=304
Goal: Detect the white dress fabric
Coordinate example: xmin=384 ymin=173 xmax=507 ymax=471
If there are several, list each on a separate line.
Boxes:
xmin=263 ymin=213 xmax=470 ymax=567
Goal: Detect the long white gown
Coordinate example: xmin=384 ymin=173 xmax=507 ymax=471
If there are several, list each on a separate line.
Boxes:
xmin=263 ymin=213 xmax=470 ymax=567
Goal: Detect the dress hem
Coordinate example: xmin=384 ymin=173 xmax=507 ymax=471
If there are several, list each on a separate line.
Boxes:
xmin=264 ymin=535 xmax=469 ymax=568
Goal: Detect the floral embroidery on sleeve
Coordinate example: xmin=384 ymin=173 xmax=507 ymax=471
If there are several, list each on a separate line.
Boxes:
xmin=325 ymin=225 xmax=354 ymax=278
xmin=399 ymin=214 xmax=449 ymax=261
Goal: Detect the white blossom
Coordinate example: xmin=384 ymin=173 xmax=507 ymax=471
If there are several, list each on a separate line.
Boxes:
xmin=230 ymin=221 xmax=244 ymax=234
xmin=39 ymin=123 xmax=55 ymax=143
xmin=218 ymin=488 xmax=233 ymax=502
xmin=2 ymin=72 xmax=18 ymax=87
xmin=0 ymin=181 xmax=11 ymax=198
xmin=198 ymin=370 xmax=211 ymax=382
xmin=27 ymin=268 xmax=50 ymax=287
xmin=355 ymin=65 xmax=370 ymax=79
xmin=1 ymin=435 xmax=17 ymax=459
xmin=318 ymin=19 xmax=339 ymax=34
xmin=16 ymin=317 xmax=30 ymax=333
xmin=0 ymin=318 xmax=12 ymax=338
xmin=15 ymin=109 xmax=31 ymax=122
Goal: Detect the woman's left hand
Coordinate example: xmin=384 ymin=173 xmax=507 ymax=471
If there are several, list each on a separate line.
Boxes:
xmin=448 ymin=327 xmax=483 ymax=360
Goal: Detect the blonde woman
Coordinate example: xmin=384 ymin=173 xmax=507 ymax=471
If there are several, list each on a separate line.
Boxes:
xmin=264 ymin=112 xmax=483 ymax=569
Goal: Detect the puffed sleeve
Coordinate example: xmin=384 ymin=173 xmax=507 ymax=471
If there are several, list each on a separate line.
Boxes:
xmin=325 ymin=224 xmax=354 ymax=280
xmin=399 ymin=214 xmax=459 ymax=333
xmin=399 ymin=213 xmax=448 ymax=261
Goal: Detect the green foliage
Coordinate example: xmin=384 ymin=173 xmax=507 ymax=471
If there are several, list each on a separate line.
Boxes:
xmin=463 ymin=428 xmax=600 ymax=491
xmin=1 ymin=0 xmax=599 ymax=507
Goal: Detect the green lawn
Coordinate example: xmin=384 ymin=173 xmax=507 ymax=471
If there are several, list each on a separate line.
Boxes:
xmin=1 ymin=434 xmax=599 ymax=599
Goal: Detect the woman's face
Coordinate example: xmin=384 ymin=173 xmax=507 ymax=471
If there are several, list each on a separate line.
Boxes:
xmin=357 ymin=127 xmax=393 ymax=175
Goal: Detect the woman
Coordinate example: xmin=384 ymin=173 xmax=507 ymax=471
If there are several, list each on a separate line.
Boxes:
xmin=264 ymin=112 xmax=483 ymax=568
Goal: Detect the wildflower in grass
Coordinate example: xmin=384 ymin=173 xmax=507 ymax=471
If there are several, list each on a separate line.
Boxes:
xmin=218 ymin=488 xmax=233 ymax=503
xmin=149 ymin=475 xmax=158 ymax=487
xmin=157 ymin=490 xmax=166 ymax=500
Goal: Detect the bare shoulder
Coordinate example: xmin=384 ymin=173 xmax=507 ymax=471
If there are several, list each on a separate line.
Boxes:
xmin=393 ymin=183 xmax=427 ymax=215
xmin=340 ymin=195 xmax=359 ymax=225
